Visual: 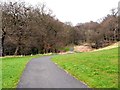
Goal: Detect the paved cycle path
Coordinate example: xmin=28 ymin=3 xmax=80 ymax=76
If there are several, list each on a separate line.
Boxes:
xmin=17 ymin=56 xmax=88 ymax=88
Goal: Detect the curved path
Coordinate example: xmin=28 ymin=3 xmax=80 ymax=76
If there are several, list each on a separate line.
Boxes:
xmin=17 ymin=56 xmax=88 ymax=88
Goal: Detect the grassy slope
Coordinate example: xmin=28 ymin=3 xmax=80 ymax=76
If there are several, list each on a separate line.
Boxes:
xmin=93 ymin=42 xmax=119 ymax=52
xmin=52 ymin=47 xmax=118 ymax=88
xmin=2 ymin=55 xmax=42 ymax=88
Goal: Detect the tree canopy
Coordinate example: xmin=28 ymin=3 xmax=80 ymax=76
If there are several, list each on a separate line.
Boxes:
xmin=1 ymin=1 xmax=119 ymax=56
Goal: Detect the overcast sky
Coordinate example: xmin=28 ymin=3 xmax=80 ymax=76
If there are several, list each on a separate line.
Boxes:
xmin=2 ymin=0 xmax=120 ymax=25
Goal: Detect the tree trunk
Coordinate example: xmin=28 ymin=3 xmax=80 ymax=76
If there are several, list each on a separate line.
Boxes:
xmin=1 ymin=29 xmax=6 ymax=57
xmin=1 ymin=36 xmax=5 ymax=56
xmin=14 ymin=46 xmax=19 ymax=55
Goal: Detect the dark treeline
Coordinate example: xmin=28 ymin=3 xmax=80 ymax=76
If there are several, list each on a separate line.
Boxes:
xmin=75 ymin=14 xmax=120 ymax=48
xmin=1 ymin=1 xmax=120 ymax=56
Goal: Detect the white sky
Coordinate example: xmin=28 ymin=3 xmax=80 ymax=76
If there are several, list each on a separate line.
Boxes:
xmin=2 ymin=0 xmax=120 ymax=26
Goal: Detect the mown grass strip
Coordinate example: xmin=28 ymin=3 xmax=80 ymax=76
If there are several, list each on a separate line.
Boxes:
xmin=2 ymin=54 xmax=42 ymax=88
xmin=52 ymin=48 xmax=118 ymax=88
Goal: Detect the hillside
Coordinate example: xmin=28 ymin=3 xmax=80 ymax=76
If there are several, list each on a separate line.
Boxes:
xmin=73 ymin=42 xmax=119 ymax=53
xmin=93 ymin=42 xmax=119 ymax=51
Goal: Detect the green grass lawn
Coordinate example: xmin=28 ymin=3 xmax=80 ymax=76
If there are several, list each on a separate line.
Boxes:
xmin=52 ymin=47 xmax=118 ymax=88
xmin=2 ymin=54 xmax=42 ymax=88
xmin=0 ymin=57 xmax=2 ymax=89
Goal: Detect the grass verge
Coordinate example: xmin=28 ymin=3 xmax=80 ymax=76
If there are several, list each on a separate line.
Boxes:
xmin=0 ymin=57 xmax=2 ymax=89
xmin=52 ymin=47 xmax=118 ymax=88
xmin=2 ymin=54 xmax=42 ymax=88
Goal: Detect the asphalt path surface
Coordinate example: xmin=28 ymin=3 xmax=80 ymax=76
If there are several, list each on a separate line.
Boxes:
xmin=17 ymin=56 xmax=88 ymax=88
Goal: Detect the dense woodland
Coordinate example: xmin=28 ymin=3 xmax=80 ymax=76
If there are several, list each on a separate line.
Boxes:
xmin=0 ymin=2 xmax=120 ymax=56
